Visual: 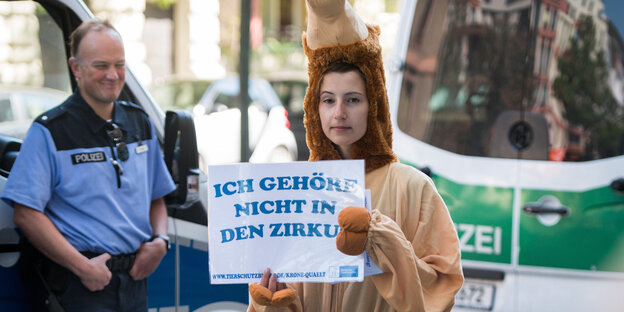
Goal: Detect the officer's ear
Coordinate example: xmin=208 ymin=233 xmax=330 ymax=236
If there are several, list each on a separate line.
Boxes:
xmin=69 ymin=56 xmax=82 ymax=79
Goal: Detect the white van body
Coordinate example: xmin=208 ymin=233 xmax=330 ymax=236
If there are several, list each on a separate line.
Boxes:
xmin=387 ymin=0 xmax=624 ymax=311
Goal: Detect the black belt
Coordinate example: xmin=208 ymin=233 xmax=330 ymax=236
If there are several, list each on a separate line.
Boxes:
xmin=81 ymin=251 xmax=136 ymax=272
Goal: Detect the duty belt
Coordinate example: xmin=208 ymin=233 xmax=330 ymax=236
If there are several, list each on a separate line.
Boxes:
xmin=81 ymin=251 xmax=136 ymax=272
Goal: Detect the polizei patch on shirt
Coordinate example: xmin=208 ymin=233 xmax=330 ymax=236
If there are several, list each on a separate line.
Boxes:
xmin=71 ymin=152 xmax=106 ymax=164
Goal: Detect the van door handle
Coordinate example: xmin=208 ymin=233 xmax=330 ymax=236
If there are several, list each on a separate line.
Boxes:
xmin=611 ymin=178 xmax=624 ymax=193
xmin=523 ymin=203 xmax=569 ymax=216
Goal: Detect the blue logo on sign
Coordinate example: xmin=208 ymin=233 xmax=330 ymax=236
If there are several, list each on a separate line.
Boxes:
xmin=339 ymin=266 xmax=358 ymax=277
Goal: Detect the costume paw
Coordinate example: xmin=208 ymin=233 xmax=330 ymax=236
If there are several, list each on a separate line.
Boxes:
xmin=249 ymin=284 xmax=296 ymax=307
xmin=336 ymin=206 xmax=370 ymax=255
xmin=249 ymin=283 xmax=273 ymax=306
xmin=338 ymin=206 xmax=371 ymax=232
xmin=336 ymin=231 xmax=368 ymax=255
xmin=271 ymin=288 xmax=297 ymax=307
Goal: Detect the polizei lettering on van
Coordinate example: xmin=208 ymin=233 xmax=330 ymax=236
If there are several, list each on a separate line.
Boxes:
xmin=455 ymin=223 xmax=502 ymax=255
xmin=71 ymin=152 xmax=106 ymax=164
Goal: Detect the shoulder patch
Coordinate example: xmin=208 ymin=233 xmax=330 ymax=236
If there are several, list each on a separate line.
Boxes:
xmin=35 ymin=105 xmax=66 ymax=125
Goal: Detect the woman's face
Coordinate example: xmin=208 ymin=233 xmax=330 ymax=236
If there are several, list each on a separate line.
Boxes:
xmin=318 ymin=70 xmax=369 ymax=158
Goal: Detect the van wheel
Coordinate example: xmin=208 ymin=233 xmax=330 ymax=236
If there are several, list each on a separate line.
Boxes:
xmin=267 ymin=146 xmax=294 ymax=163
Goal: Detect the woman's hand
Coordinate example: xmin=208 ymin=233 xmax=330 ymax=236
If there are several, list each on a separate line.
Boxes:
xmin=249 ymin=268 xmax=296 ymax=307
xmin=305 ymin=0 xmax=368 ymax=49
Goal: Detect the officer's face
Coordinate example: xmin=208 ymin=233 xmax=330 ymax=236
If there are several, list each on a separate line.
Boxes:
xmin=71 ymin=29 xmax=125 ymax=107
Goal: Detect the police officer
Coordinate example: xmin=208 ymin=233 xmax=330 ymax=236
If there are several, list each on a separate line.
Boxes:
xmin=2 ymin=19 xmax=175 ymax=311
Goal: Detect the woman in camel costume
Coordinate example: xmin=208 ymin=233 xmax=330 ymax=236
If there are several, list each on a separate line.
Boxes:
xmin=247 ymin=1 xmax=463 ymax=311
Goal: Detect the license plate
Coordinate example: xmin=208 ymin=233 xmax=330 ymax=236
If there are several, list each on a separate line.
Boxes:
xmin=455 ymin=281 xmax=496 ymax=310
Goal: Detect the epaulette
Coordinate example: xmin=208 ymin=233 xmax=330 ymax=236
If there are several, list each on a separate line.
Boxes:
xmin=35 ymin=105 xmax=67 ymax=125
xmin=118 ymin=100 xmax=147 ymax=114
xmin=117 ymin=101 xmax=150 ymax=121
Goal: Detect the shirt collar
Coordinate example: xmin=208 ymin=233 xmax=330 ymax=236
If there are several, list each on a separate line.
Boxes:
xmin=64 ymin=89 xmax=127 ymax=134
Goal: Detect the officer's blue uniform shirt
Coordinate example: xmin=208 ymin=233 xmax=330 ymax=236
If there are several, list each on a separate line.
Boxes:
xmin=2 ymin=90 xmax=176 ymax=254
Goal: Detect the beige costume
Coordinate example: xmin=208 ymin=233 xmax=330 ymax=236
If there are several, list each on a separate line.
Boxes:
xmin=249 ymin=163 xmax=463 ymax=312
xmin=248 ymin=24 xmax=463 ymax=312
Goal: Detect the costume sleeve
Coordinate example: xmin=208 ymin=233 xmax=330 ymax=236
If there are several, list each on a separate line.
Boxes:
xmin=1 ymin=122 xmax=55 ymax=211
xmin=246 ymin=283 xmax=304 ymax=312
xmin=366 ymin=174 xmax=463 ymax=312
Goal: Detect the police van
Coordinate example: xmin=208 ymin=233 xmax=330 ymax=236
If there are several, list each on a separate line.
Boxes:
xmin=386 ymin=0 xmax=624 ymax=311
xmin=0 ymin=0 xmax=248 ymax=311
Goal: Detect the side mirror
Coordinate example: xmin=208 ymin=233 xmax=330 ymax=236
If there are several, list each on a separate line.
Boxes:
xmin=164 ymin=111 xmax=200 ymax=209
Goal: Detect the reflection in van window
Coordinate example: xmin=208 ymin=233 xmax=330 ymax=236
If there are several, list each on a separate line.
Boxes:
xmin=397 ymin=0 xmax=624 ymax=162
xmin=0 ymin=99 xmax=13 ymax=122
xmin=0 ymin=1 xmax=71 ymax=138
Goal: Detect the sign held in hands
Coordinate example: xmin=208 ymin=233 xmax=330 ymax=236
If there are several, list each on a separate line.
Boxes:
xmin=208 ymin=160 xmax=366 ymax=284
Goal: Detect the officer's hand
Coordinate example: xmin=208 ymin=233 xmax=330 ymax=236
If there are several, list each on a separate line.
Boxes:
xmin=249 ymin=268 xmax=296 ymax=307
xmin=79 ymin=253 xmax=112 ymax=291
xmin=129 ymin=239 xmax=167 ymax=280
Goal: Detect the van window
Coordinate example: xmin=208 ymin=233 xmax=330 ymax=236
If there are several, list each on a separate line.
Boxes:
xmin=396 ymin=0 xmax=624 ymax=161
xmin=0 ymin=1 xmax=71 ymax=138
xmin=0 ymin=99 xmax=14 ymax=122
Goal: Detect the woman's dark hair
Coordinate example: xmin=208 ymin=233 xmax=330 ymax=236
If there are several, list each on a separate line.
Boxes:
xmin=318 ymin=62 xmax=367 ymax=95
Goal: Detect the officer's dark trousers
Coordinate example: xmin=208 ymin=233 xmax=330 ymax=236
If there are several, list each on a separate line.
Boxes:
xmin=40 ymin=255 xmax=147 ymax=312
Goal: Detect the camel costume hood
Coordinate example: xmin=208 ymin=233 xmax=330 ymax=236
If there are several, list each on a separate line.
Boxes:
xmin=303 ymin=24 xmax=397 ymax=172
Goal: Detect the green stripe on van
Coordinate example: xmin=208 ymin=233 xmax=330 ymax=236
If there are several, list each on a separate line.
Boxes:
xmin=402 ymin=160 xmax=513 ymax=264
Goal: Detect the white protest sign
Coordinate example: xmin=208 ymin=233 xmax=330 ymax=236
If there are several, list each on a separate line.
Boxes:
xmin=207 ymin=160 xmax=366 ymax=284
